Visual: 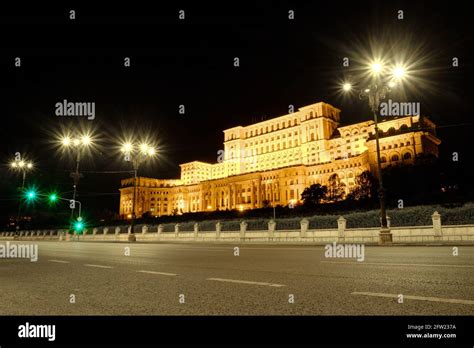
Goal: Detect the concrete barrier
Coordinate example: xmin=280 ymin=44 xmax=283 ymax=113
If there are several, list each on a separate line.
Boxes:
xmin=2 ymin=211 xmax=474 ymax=244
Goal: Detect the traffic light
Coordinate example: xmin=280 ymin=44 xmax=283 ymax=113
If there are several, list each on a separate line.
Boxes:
xmin=74 ymin=220 xmax=85 ymax=233
xmin=24 ymin=189 xmax=38 ymax=202
xmin=47 ymin=192 xmax=59 ymax=206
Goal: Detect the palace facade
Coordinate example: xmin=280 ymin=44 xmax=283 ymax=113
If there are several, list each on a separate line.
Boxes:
xmin=119 ymin=101 xmax=441 ymax=218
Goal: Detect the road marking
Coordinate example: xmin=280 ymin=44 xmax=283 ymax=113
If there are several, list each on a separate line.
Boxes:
xmin=207 ymin=277 xmax=285 ymax=288
xmin=137 ymin=270 xmax=177 ymax=277
xmin=84 ymin=264 xmax=113 ymax=269
xmin=48 ymin=259 xmax=70 ymax=264
xmin=173 ymin=248 xmax=229 ymax=252
xmin=321 ymin=261 xmax=474 ymax=268
xmin=352 ymin=292 xmax=474 ymax=305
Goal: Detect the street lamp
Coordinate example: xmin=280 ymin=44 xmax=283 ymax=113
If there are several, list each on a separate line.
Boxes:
xmin=10 ymin=158 xmax=34 ymax=232
xmin=59 ymin=133 xmax=94 ymax=219
xmin=10 ymin=159 xmax=34 ymax=188
xmin=342 ymin=61 xmax=407 ymax=241
xmin=121 ymin=140 xmax=157 ymax=241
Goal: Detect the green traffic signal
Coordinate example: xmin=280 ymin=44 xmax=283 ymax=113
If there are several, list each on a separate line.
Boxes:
xmin=48 ymin=193 xmax=58 ymax=202
xmin=25 ymin=189 xmax=37 ymax=201
xmin=74 ymin=221 xmax=84 ymax=232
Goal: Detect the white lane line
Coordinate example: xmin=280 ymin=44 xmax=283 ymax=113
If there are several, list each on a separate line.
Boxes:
xmin=173 ymin=248 xmax=229 ymax=252
xmin=48 ymin=259 xmax=70 ymax=264
xmin=137 ymin=270 xmax=177 ymax=277
xmin=207 ymin=277 xmax=285 ymax=288
xmin=352 ymin=292 xmax=474 ymax=305
xmin=83 ymin=264 xmax=113 ymax=269
xmin=321 ymin=261 xmax=474 ymax=268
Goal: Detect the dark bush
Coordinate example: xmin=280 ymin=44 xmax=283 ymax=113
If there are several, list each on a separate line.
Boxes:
xmin=247 ymin=219 xmax=268 ymax=231
xmin=276 ymin=218 xmax=301 ymax=230
xmin=162 ymin=223 xmax=175 ymax=232
xmin=220 ymin=220 xmax=241 ymax=231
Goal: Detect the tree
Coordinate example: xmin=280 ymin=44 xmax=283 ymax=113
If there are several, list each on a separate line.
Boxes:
xmin=326 ymin=174 xmax=345 ymax=202
xmin=141 ymin=211 xmax=153 ymax=219
xmin=347 ymin=171 xmax=378 ymax=201
xmin=301 ymin=184 xmax=328 ymax=206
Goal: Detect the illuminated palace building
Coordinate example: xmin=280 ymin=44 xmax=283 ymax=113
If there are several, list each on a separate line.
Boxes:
xmin=119 ymin=102 xmax=440 ymax=218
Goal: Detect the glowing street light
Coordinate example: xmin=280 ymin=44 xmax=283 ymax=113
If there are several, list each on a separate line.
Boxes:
xmin=9 ymin=157 xmax=35 ymax=231
xmin=58 ymin=131 xmax=95 ymax=219
xmin=392 ymin=66 xmax=406 ymax=79
xmin=139 ymin=143 xmax=149 ymax=154
xmin=60 ymin=134 xmax=93 ymax=149
xmin=61 ymin=136 xmax=71 ymax=147
xmin=121 ymin=142 xmax=133 ymax=153
xmin=120 ymin=139 xmax=157 ymax=241
xmin=81 ymin=135 xmax=91 ymax=146
xmin=342 ymin=83 xmax=352 ymax=92
xmin=341 ymin=58 xmax=410 ymax=243
xmin=370 ymin=62 xmax=383 ymax=74
xmin=9 ymin=158 xmax=34 ymax=188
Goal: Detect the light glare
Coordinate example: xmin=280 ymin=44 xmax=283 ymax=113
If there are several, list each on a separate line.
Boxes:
xmin=62 ymin=136 xmax=71 ymax=147
xmin=140 ymin=143 xmax=150 ymax=154
xmin=393 ymin=66 xmax=406 ymax=79
xmin=371 ymin=62 xmax=383 ymax=74
xmin=81 ymin=135 xmax=91 ymax=146
xmin=122 ymin=142 xmax=133 ymax=153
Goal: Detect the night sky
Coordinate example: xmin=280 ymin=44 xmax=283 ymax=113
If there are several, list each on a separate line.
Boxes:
xmin=1 ymin=1 xmax=472 ymax=220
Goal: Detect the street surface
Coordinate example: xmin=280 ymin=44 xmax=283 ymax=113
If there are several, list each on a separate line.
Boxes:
xmin=0 ymin=241 xmax=473 ymax=315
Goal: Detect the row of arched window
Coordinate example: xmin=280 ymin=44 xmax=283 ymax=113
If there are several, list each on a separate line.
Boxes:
xmin=381 ymin=152 xmax=412 ymax=163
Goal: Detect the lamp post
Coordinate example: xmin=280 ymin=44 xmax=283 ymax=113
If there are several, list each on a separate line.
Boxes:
xmin=46 ymin=192 xmax=83 ymax=239
xmin=10 ymin=159 xmax=34 ymax=189
xmin=121 ymin=141 xmax=156 ymax=241
xmin=10 ymin=159 xmax=34 ymax=232
xmin=60 ymin=134 xmax=93 ymax=219
xmin=361 ymin=83 xmax=390 ymax=229
xmin=342 ymin=61 xmax=406 ymax=241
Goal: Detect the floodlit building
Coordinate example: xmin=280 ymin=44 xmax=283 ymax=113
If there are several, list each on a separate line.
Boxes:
xmin=119 ymin=101 xmax=440 ymax=218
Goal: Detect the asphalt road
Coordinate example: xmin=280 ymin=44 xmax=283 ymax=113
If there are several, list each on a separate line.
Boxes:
xmin=0 ymin=241 xmax=473 ymax=315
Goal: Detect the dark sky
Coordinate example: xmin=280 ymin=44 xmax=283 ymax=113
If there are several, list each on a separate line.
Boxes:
xmin=0 ymin=1 xmax=472 ymax=218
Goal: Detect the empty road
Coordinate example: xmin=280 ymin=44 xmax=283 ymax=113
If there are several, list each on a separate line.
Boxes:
xmin=0 ymin=241 xmax=473 ymax=315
